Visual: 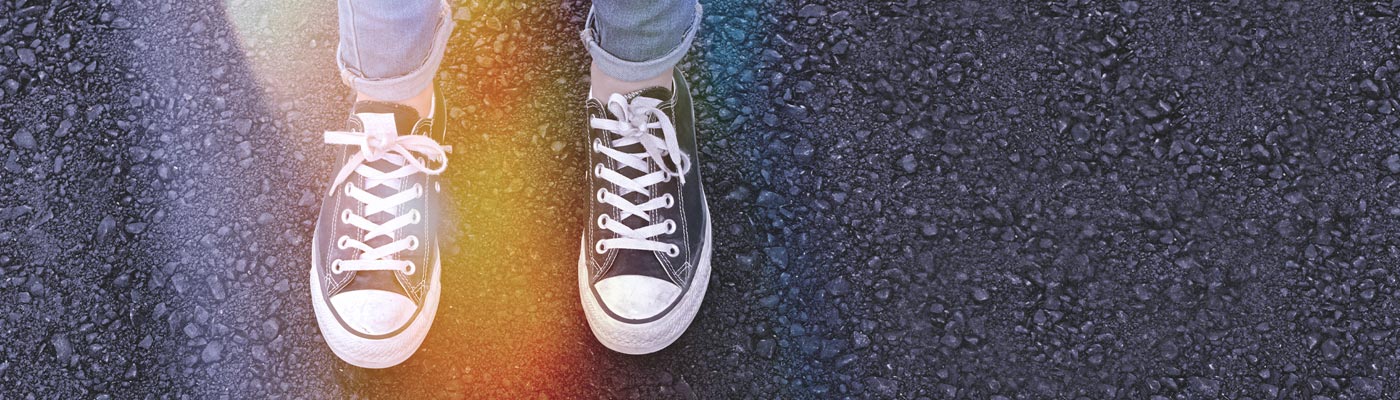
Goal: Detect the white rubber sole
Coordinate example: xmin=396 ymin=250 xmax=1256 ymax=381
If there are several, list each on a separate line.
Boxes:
xmin=309 ymin=251 xmax=440 ymax=369
xmin=578 ymin=216 xmax=712 ymax=355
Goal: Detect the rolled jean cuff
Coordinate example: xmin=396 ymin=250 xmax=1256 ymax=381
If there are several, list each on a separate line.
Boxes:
xmin=336 ymin=0 xmax=455 ymax=101
xmin=580 ymin=2 xmax=702 ymax=82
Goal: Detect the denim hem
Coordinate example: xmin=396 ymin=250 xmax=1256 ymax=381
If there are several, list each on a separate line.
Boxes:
xmin=336 ymin=0 xmax=455 ymax=101
xmin=581 ymin=2 xmax=702 ymax=82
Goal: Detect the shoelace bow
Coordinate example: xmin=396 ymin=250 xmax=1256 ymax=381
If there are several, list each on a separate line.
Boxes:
xmin=590 ymin=93 xmax=692 ymax=256
xmin=324 ymin=113 xmax=451 ymax=274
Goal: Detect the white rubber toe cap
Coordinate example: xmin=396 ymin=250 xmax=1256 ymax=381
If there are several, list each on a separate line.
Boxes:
xmin=594 ymin=275 xmax=682 ymax=320
xmin=329 ymin=289 xmax=417 ymax=336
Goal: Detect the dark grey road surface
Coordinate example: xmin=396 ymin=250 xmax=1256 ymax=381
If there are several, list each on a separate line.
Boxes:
xmin=3 ymin=0 xmax=1400 ymax=398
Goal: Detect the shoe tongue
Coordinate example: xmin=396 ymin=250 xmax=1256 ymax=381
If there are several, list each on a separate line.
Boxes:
xmin=348 ymin=101 xmax=422 ymax=288
xmin=353 ymin=101 xmax=422 ymax=137
xmin=626 ymin=86 xmax=672 ymax=104
xmin=602 ymin=86 xmax=678 ymax=243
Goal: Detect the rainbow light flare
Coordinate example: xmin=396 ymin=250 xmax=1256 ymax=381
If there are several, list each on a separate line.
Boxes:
xmin=224 ymin=0 xmax=766 ymax=395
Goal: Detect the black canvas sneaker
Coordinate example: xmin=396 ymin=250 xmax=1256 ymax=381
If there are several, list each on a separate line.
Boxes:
xmin=310 ymin=91 xmax=450 ymax=368
xmin=579 ymin=69 xmax=713 ymax=354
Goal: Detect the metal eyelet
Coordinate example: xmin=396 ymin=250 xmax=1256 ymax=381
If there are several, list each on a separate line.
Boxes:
xmin=336 ymin=236 xmax=351 ymax=250
xmin=340 ymin=209 xmax=353 ymax=223
xmin=596 ymin=188 xmax=608 ymax=203
xmin=592 ymin=138 xmax=603 ymax=151
xmin=343 ymin=183 xmax=354 ymax=196
xmin=595 ymin=241 xmax=608 ymax=254
xmin=597 ymin=214 xmax=610 ymax=229
xmin=408 ymin=236 xmax=420 ymax=250
xmin=411 ymin=210 xmax=422 ymax=224
xmin=665 ymin=220 xmax=677 ymax=234
xmin=664 ymin=194 xmax=675 ymax=208
xmin=403 ymin=261 xmax=416 ymax=275
xmin=594 ymin=163 xmax=605 ymax=176
xmin=330 ymin=260 xmax=344 ymax=274
xmin=414 ymin=184 xmax=424 ymax=198
xmin=666 ymin=245 xmax=680 ymax=257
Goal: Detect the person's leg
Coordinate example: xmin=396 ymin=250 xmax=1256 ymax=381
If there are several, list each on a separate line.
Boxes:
xmin=582 ymin=0 xmax=701 ymax=99
xmin=311 ymin=0 xmax=455 ymax=369
xmin=336 ymin=0 xmax=454 ymax=116
xmin=578 ymin=1 xmax=711 ymax=355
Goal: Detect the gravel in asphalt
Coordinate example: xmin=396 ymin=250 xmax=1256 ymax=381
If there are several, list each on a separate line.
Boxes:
xmin=2 ymin=0 xmax=1400 ymax=398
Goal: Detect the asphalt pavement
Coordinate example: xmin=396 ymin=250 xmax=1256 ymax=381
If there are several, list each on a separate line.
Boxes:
xmin=2 ymin=0 xmax=1400 ymax=398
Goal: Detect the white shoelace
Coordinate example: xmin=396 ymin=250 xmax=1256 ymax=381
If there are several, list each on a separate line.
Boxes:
xmin=324 ymin=113 xmax=451 ymax=275
xmin=590 ymin=93 xmax=691 ymax=257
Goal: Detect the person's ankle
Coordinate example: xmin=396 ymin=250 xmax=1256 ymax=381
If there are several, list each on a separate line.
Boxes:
xmin=356 ymin=85 xmax=434 ymax=118
xmin=590 ymin=63 xmax=673 ymax=100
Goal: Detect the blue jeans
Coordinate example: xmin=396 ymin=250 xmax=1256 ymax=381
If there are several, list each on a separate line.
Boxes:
xmin=337 ymin=0 xmax=701 ymax=101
